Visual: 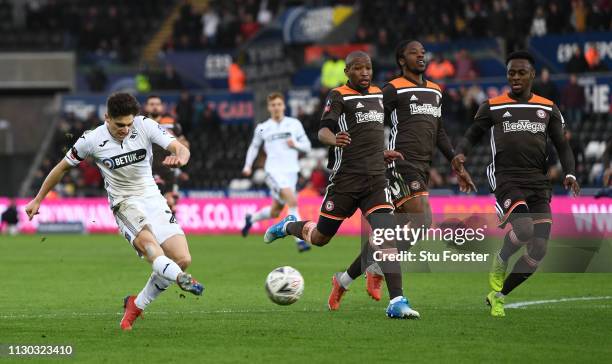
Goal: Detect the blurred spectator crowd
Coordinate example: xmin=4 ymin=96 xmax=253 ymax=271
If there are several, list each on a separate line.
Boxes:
xmin=0 ymin=0 xmax=173 ymax=63
xmin=358 ymin=0 xmax=611 ymax=52
xmin=164 ymin=0 xmax=280 ymax=51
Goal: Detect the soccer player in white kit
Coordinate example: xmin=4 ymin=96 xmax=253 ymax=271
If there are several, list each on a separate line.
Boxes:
xmin=241 ymin=92 xmax=312 ymax=252
xmin=24 ymin=93 xmax=203 ymax=331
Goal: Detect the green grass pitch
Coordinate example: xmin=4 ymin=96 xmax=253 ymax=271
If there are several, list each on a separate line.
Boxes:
xmin=1 ymin=234 xmax=611 ymax=363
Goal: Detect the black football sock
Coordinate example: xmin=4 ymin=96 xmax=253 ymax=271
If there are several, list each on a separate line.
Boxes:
xmin=383 ymin=271 xmax=403 ymax=299
xmin=285 ymin=221 xmax=307 ymax=239
xmin=500 ymin=255 xmax=537 ymax=295
xmin=346 ymin=252 xmax=365 ymax=280
xmin=499 ymin=230 xmax=522 ymax=262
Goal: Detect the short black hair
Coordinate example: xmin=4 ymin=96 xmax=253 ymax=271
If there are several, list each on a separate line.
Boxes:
xmin=345 ymin=50 xmax=370 ymax=67
xmin=395 ymin=39 xmax=418 ymax=70
xmin=107 ymin=92 xmax=140 ymax=118
xmin=506 ymin=51 xmax=535 ymax=67
xmin=145 ymin=94 xmax=161 ymax=102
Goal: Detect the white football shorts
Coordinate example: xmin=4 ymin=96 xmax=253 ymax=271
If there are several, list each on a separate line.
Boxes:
xmin=265 ymin=171 xmax=298 ymax=204
xmin=113 ymin=193 xmax=184 ymax=256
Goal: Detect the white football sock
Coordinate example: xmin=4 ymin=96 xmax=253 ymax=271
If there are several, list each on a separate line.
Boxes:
xmin=339 ymin=272 xmax=353 ymax=288
xmin=390 ymin=296 xmax=404 ymax=304
xmin=152 ymin=255 xmax=183 ymax=281
xmin=288 ymin=206 xmax=301 ymax=221
xmin=251 ymin=206 xmax=271 ymax=223
xmin=134 ymin=272 xmax=173 ymax=310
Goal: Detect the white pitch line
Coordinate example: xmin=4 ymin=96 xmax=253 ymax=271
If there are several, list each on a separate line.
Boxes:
xmin=506 ymin=296 xmax=612 ymax=309
xmin=0 ymin=307 xmax=381 ymax=320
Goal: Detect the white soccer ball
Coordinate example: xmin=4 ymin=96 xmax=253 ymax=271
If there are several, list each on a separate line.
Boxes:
xmin=265 ymin=266 xmax=304 ymax=305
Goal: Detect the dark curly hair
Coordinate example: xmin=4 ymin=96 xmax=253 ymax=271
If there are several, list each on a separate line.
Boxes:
xmin=106 ymin=92 xmax=140 ymax=118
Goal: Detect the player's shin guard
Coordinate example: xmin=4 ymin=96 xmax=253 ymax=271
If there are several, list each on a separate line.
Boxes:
xmin=500 ymin=254 xmax=539 ymax=296
xmin=152 ymin=255 xmax=183 ymax=281
xmin=286 ymin=221 xmax=316 ymax=243
xmin=134 ymin=272 xmax=173 ymax=310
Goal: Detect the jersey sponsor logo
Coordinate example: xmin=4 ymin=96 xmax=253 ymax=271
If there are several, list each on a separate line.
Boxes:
xmin=102 ymin=148 xmax=147 ymax=170
xmin=502 ymin=120 xmax=546 ymax=134
xmin=536 ymin=109 xmax=547 ymax=119
xmin=268 ymin=132 xmax=292 ymax=141
xmin=409 ymin=103 xmax=441 ymax=117
xmin=355 ymin=110 xmax=384 ymax=123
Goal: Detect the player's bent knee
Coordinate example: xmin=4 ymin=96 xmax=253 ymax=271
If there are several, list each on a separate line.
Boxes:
xmin=311 ymin=231 xmax=332 ymax=246
xmin=175 ymin=254 xmax=192 ymax=270
xmin=528 ymin=237 xmax=548 ymax=261
xmin=511 ymin=217 xmax=535 ymax=242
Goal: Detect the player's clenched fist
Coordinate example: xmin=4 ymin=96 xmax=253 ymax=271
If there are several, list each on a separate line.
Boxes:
xmin=24 ymin=199 xmax=41 ymax=221
xmin=335 ymin=131 xmax=351 ymax=147
xmin=162 ymin=155 xmax=185 ymax=168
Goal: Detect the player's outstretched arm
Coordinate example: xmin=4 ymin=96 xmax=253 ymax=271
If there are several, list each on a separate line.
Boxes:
xmin=163 ymin=140 xmax=191 ymax=168
xmin=25 ymin=159 xmax=72 ymax=220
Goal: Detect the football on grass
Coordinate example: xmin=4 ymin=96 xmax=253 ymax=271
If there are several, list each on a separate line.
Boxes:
xmin=265 ymin=266 xmax=304 ymax=305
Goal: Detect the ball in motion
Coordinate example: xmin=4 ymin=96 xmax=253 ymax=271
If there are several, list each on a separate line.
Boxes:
xmin=265 ymin=266 xmax=304 ymax=305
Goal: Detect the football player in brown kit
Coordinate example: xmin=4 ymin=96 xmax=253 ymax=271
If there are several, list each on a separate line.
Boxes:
xmin=453 ymin=51 xmax=580 ymax=317
xmin=263 ymin=51 xmax=420 ymax=319
xmin=144 ymin=95 xmax=189 ymax=214
xmin=364 ymin=40 xmax=476 ymax=300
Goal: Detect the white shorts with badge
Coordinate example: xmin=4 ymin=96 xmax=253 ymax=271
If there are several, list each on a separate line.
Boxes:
xmin=113 ymin=194 xmax=184 ymax=256
xmin=265 ymin=171 xmax=298 ymax=204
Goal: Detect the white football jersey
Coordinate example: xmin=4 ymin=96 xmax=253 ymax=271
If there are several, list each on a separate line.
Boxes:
xmin=244 ymin=117 xmax=311 ymax=174
xmin=64 ymin=116 xmax=175 ymax=207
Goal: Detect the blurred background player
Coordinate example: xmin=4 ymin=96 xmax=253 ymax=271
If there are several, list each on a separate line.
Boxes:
xmin=1 ymin=198 xmax=19 ymax=236
xmin=24 ymin=93 xmax=203 ymax=330
xmin=241 ymin=92 xmax=312 ymax=252
xmin=263 ymin=51 xmax=419 ymax=319
xmin=144 ymin=95 xmax=189 ymax=213
xmin=362 ymin=40 xmax=477 ymax=297
xmin=454 ymin=51 xmax=580 ymax=317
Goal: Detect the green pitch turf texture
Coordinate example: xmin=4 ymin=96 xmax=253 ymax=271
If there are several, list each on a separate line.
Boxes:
xmin=1 ymin=234 xmax=610 ymax=363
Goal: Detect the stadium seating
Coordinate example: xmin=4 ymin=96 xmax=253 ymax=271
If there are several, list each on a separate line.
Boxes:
xmin=0 ymin=0 xmax=175 ymax=62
